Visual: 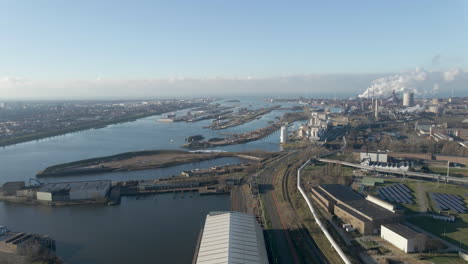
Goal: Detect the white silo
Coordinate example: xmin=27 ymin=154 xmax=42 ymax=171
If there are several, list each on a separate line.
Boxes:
xmin=403 ymin=92 xmax=414 ymax=107
xmin=280 ymin=126 xmax=288 ymax=143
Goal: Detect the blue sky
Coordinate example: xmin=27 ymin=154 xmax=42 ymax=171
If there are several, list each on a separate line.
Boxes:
xmin=1 ymin=0 xmax=466 ymax=80
xmin=0 ymin=1 xmax=467 ymax=99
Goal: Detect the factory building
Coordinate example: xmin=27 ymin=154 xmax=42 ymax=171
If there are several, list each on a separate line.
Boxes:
xmin=359 ymin=152 xmax=388 ymax=163
xmin=298 ymin=112 xmax=330 ymax=141
xmin=1 ymin=181 xmax=25 ymax=196
xmin=310 ymin=184 xmax=401 ymax=235
xmin=0 ymin=227 xmax=55 ymax=256
xmin=402 ymin=92 xmax=414 ymax=107
xmin=381 ymin=223 xmax=426 ymax=253
xmin=36 ymin=180 xmax=111 ymax=202
xmin=194 ymin=211 xmax=268 ymax=264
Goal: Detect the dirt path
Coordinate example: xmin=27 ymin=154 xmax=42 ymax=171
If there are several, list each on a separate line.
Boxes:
xmin=416 ymin=181 xmax=428 ymax=212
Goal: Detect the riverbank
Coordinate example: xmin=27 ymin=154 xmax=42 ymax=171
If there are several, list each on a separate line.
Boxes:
xmin=0 ymin=104 xmax=201 ymax=148
xmin=209 ymin=105 xmax=281 ymax=130
xmin=36 ymin=150 xmax=272 ymax=177
xmin=183 ymin=111 xmax=309 ymax=149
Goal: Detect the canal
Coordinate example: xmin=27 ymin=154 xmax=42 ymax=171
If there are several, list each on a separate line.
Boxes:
xmin=0 ymin=98 xmax=299 ymax=263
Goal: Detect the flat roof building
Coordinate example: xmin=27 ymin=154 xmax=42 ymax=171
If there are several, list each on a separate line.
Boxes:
xmin=381 ymin=223 xmax=426 ymax=253
xmin=195 ymin=211 xmax=269 ymax=264
xmin=36 ymin=180 xmax=110 ymax=202
xmin=310 ymin=184 xmax=401 ymax=235
xmin=2 ymin=181 xmax=25 ymax=196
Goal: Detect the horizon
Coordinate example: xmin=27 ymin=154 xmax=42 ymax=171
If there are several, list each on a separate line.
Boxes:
xmin=1 ymin=0 xmax=467 ymax=99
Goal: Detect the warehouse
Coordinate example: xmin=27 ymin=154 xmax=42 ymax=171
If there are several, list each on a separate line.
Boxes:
xmin=310 ymin=184 xmax=401 ymax=235
xmin=1 ymin=181 xmax=25 ymax=196
xmin=36 ymin=180 xmax=111 ymax=202
xmin=194 ymin=211 xmax=268 ymax=264
xmin=381 ymin=223 xmax=426 ymax=253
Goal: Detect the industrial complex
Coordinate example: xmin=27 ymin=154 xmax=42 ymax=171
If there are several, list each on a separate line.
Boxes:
xmin=310 ymin=184 xmax=402 ymax=235
xmin=36 ymin=180 xmax=111 ymax=202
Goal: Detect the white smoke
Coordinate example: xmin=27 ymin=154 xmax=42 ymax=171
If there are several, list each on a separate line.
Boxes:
xmin=358 ymin=69 xmax=427 ymax=98
xmin=432 ymin=83 xmax=439 ymax=95
xmin=443 ymin=68 xmax=460 ymax=82
xmin=404 ymin=104 xmax=425 ymax=113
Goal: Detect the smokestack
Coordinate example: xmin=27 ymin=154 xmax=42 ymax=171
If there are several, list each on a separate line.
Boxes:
xmin=375 ymin=99 xmax=379 ymax=120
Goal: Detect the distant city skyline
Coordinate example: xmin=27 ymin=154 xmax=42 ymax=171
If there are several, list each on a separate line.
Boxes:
xmin=1 ymin=0 xmax=467 ymax=98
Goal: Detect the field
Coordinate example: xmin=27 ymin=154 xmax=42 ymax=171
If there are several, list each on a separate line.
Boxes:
xmin=369 ymin=178 xmax=468 ymax=250
xmin=430 ymin=166 xmax=468 ymax=178
xmin=420 ymin=253 xmax=468 ymax=264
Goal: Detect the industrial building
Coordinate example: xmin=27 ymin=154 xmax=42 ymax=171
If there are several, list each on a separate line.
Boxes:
xmin=1 ymin=181 xmax=25 ymax=196
xmin=0 ymin=228 xmax=55 ymax=256
xmin=36 ymin=180 xmax=111 ymax=202
xmin=298 ymin=111 xmax=330 ymax=141
xmin=381 ymin=223 xmax=426 ymax=253
xmin=359 ymin=152 xmax=388 ymax=163
xmin=310 ymin=184 xmax=401 ymax=235
xmin=194 ymin=211 xmax=268 ymax=264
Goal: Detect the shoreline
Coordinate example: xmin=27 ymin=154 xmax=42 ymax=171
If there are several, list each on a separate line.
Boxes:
xmin=36 ymin=150 xmax=270 ymax=177
xmin=0 ymin=106 xmax=197 ymax=148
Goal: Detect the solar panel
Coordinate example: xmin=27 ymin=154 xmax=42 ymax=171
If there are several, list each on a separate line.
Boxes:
xmin=430 ymin=192 xmax=467 ymax=213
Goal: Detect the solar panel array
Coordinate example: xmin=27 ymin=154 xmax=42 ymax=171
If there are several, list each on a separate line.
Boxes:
xmin=430 ymin=192 xmax=466 ymax=213
xmin=377 ymin=183 xmax=414 ymax=204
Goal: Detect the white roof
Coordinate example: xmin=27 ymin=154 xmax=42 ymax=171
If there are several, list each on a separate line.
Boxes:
xmin=196 ymin=211 xmax=269 ymax=264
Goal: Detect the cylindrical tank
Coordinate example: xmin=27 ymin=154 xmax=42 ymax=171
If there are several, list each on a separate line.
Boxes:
xmin=280 ymin=126 xmax=288 ymax=143
xmin=403 ymin=92 xmax=414 ymax=106
xmin=432 ymin=98 xmax=439 ymax=105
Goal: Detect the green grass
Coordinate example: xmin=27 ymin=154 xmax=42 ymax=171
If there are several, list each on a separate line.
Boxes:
xmin=430 ymin=166 xmax=468 ymax=178
xmin=369 ymin=178 xmax=468 ymax=250
xmin=369 ymin=178 xmax=467 ymax=213
xmin=408 ymin=215 xmax=468 ymax=251
xmin=420 ymin=253 xmax=468 ymax=264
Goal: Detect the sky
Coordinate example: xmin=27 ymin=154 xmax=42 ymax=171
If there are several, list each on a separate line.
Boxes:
xmin=0 ymin=0 xmax=467 ymax=99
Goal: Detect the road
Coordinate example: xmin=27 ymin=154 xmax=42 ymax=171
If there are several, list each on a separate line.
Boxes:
xmin=318 ymin=158 xmax=468 ymax=184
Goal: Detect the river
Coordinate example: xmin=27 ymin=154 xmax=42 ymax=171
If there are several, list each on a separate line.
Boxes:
xmin=0 ymin=98 xmax=304 ymax=263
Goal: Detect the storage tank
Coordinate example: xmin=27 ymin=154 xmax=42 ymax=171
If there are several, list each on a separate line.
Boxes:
xmin=432 ymin=98 xmax=440 ymax=105
xmin=402 ymin=92 xmax=414 ymax=107
xmin=280 ymin=126 xmax=288 ymax=143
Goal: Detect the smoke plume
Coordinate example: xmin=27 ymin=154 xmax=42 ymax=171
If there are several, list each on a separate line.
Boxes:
xmin=358 ymin=69 xmax=427 ymax=98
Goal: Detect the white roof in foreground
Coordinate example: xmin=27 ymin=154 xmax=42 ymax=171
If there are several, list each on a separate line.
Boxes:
xmin=196 ymin=211 xmax=269 ymax=264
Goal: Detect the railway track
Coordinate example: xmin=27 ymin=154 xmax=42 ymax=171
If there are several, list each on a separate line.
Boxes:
xmin=276 ymin=153 xmax=330 ymax=264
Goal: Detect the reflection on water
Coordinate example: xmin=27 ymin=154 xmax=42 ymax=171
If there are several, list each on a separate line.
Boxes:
xmin=0 ymin=193 xmax=229 ymax=264
xmin=0 ymin=98 xmax=311 ymax=263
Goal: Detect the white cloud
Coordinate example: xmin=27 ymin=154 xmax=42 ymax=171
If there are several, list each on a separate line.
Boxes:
xmin=0 ymin=70 xmax=467 ymax=100
xmin=0 ymin=76 xmax=28 ymax=86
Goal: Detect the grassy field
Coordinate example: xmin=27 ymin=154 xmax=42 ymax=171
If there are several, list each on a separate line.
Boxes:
xmin=371 ymin=178 xmax=468 ymax=250
xmin=408 ymin=215 xmax=468 ymax=251
xmin=430 ymin=166 xmax=468 ymax=178
xmin=420 ymin=253 xmax=468 ymax=264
